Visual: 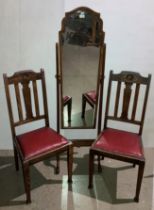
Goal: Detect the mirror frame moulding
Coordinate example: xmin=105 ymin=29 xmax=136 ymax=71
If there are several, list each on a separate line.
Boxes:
xmin=56 ymin=6 xmax=106 ymax=140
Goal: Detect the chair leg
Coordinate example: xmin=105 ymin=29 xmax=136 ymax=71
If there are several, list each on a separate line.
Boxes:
xmin=67 ymin=98 xmax=72 ymax=122
xmin=22 ymin=163 xmax=31 ymax=204
xmin=67 ymin=144 xmax=73 ymax=183
xmin=88 ymin=150 xmax=94 ymax=189
xmin=13 ymin=146 xmax=19 ymax=171
xmin=55 ymin=155 xmax=60 ymax=174
xmin=134 ymin=162 xmax=145 ymax=202
xmin=81 ymin=95 xmax=86 ymax=118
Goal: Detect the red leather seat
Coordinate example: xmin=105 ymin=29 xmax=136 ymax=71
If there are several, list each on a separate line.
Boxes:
xmin=17 ymin=127 xmax=68 ymax=160
xmin=85 ymin=90 xmax=96 ymax=103
xmin=92 ymin=128 xmax=143 ymax=158
xmin=63 ymin=95 xmax=71 ymax=103
xmin=81 ymin=90 xmax=97 ymax=118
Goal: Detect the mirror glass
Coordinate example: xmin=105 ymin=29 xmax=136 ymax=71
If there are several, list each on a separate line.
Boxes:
xmin=58 ymin=7 xmax=105 ymax=129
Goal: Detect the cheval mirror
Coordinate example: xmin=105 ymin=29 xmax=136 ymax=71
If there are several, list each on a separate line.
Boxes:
xmin=56 ymin=7 xmax=106 ymax=141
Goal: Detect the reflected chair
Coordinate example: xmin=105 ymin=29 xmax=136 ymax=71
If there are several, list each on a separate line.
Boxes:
xmin=81 ymin=90 xmax=96 ymax=118
xmin=63 ymin=96 xmax=72 ymax=122
xmin=89 ymin=70 xmax=151 ymax=202
xmin=3 ymin=69 xmax=73 ymax=203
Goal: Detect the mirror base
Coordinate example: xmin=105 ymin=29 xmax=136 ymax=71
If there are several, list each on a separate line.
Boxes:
xmin=71 ymin=139 xmax=94 ymax=147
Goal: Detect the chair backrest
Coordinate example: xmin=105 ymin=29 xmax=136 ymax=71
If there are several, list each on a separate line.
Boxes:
xmin=104 ymin=70 xmax=151 ymax=135
xmin=3 ymin=69 xmax=49 ymax=139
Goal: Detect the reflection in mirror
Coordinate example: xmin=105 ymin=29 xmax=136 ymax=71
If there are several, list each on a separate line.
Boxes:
xmin=62 ymin=43 xmax=99 ymax=127
xmin=57 ymin=7 xmax=105 ymax=129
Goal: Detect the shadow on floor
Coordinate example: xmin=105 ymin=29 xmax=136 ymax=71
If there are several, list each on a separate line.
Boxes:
xmin=66 ymin=153 xmax=135 ymax=204
xmin=0 ymin=149 xmax=153 ymax=207
xmin=0 ymin=156 xmax=62 ymax=207
xmin=45 ymin=152 xmax=137 ymax=204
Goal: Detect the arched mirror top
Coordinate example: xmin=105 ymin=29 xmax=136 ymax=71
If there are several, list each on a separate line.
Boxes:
xmin=59 ymin=7 xmax=105 ymax=47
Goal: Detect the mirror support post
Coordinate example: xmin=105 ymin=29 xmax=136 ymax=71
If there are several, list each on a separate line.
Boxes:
xmin=97 ymin=43 xmax=106 ymax=135
xmin=56 ymin=43 xmax=60 ymax=133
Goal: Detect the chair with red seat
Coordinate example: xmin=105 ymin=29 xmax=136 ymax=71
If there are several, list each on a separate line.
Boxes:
xmin=63 ymin=95 xmax=72 ymax=122
xmin=81 ymin=90 xmax=97 ymax=118
xmin=3 ymin=69 xmax=73 ymax=203
xmin=88 ymin=70 xmax=151 ymax=202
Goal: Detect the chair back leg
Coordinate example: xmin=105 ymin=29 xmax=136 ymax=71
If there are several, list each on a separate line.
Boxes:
xmin=81 ymin=95 xmax=86 ymax=118
xmin=55 ymin=155 xmax=60 ymax=174
xmin=13 ymin=146 xmax=19 ymax=171
xmin=67 ymin=144 xmax=73 ymax=183
xmin=88 ymin=150 xmax=94 ymax=189
xmin=67 ymin=98 xmax=72 ymax=122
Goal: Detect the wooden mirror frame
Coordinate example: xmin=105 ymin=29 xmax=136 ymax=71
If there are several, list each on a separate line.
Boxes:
xmin=56 ymin=7 xmax=106 ymax=135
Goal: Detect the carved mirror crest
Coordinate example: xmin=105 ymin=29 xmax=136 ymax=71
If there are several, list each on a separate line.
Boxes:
xmin=56 ymin=7 xmax=106 ymax=131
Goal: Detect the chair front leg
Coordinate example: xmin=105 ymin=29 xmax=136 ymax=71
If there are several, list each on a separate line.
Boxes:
xmin=88 ymin=150 xmax=94 ymax=189
xmin=13 ymin=145 xmax=19 ymax=171
xmin=134 ymin=161 xmax=145 ymax=202
xmin=22 ymin=162 xmax=31 ymax=203
xmin=67 ymin=144 xmax=73 ymax=183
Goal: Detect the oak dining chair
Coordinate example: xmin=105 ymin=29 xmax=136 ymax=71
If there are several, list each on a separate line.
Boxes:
xmin=3 ymin=69 xmax=73 ymax=203
xmin=89 ymin=70 xmax=151 ymax=202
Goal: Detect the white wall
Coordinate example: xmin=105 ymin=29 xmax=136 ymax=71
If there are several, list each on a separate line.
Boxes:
xmin=0 ymin=0 xmax=154 ymax=149
xmin=0 ymin=0 xmax=64 ymax=149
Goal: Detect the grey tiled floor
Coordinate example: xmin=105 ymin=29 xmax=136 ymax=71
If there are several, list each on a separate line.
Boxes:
xmin=0 ymin=147 xmax=153 ymax=210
